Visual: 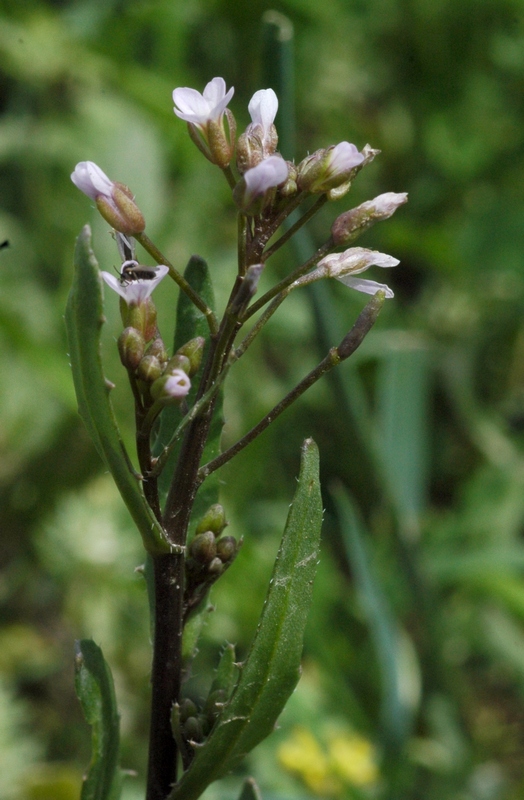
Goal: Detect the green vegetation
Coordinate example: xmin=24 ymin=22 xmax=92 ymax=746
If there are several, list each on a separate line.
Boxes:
xmin=2 ymin=1 xmax=524 ymax=798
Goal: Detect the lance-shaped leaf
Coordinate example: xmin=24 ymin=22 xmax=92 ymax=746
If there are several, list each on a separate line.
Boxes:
xmin=169 ymin=438 xmax=322 ymax=800
xmin=65 ymin=225 xmax=168 ymax=554
xmin=74 ymin=639 xmax=122 ymax=800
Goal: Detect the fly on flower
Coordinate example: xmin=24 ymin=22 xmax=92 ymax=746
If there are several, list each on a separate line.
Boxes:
xmin=120 ymin=261 xmax=162 ymax=284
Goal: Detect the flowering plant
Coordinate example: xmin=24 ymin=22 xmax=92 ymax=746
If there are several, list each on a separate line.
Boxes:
xmin=67 ymin=75 xmax=406 ymax=800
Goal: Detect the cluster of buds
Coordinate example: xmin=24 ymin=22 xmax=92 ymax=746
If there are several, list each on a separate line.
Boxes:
xmin=185 ymin=504 xmax=241 ymax=617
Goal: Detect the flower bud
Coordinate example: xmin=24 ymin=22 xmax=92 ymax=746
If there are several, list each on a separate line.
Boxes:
xmin=71 ymin=162 xmax=146 ymax=235
xmin=150 ymin=369 xmax=191 ymax=402
xmin=117 ymin=327 xmax=145 ymax=370
xmin=189 ymin=531 xmax=217 ymax=564
xmin=195 ymin=504 xmax=227 ymax=536
xmin=179 ymin=698 xmax=198 ymax=723
xmin=165 ymin=354 xmax=191 ymax=375
xmin=278 ymin=161 xmax=298 ymax=197
xmin=173 ymin=78 xmax=236 ymax=166
xmin=136 ymin=354 xmax=163 ymax=383
xmin=331 ymin=192 xmax=408 ymax=246
xmin=183 ymin=716 xmax=204 ymax=743
xmin=208 ymin=557 xmax=224 ymax=575
xmin=297 ymin=142 xmax=364 ymax=194
xmin=176 ymin=337 xmax=206 ymax=377
xmin=215 ymin=535 xmax=238 ymax=564
xmin=233 ymin=155 xmax=288 ymax=215
xmin=146 ymin=337 xmax=168 ymax=364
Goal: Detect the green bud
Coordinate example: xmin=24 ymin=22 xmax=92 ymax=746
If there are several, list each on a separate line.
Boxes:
xmin=206 ymin=110 xmax=236 ymax=167
xmin=118 ymin=327 xmax=145 ymax=370
xmin=176 ymin=337 xmax=205 ymax=377
xmin=208 ymin=557 xmax=224 ymax=575
xmin=146 ymin=337 xmax=168 ymax=363
xmin=179 ymin=698 xmax=198 ymax=724
xmin=121 ymin=296 xmax=158 ymax=343
xmin=216 ymin=535 xmax=238 ymax=563
xmin=165 ymin=354 xmax=191 ymax=375
xmin=136 ymin=354 xmax=163 ymax=383
xmin=96 ymin=182 xmax=145 ymax=235
xmin=189 ymin=532 xmax=217 ymax=564
xmin=183 ymin=716 xmax=204 ymax=743
xmin=195 ymin=504 xmax=227 ymax=536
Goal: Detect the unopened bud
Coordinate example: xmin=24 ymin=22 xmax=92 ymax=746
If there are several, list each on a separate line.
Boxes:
xmin=236 ymin=130 xmax=264 ymax=173
xmin=278 ymin=161 xmax=298 ymax=197
xmin=136 ymin=354 xmax=163 ymax=383
xmin=165 ymin=354 xmax=191 ymax=375
xmin=215 ymin=535 xmax=238 ymax=563
xmin=195 ymin=504 xmax=227 ymax=536
xmin=183 ymin=716 xmax=204 ymax=743
xmin=189 ymin=531 xmax=217 ymax=564
xmin=297 ymin=142 xmax=364 ymax=194
xmin=179 ymin=698 xmax=198 ymax=723
xmin=331 ymin=192 xmax=408 ymax=246
xmin=118 ymin=327 xmax=145 ymax=370
xmin=233 ymin=156 xmax=288 ymax=215
xmin=71 ymin=162 xmax=146 ymax=235
xmin=176 ymin=337 xmax=205 ymax=377
xmin=208 ymin=557 xmax=224 ymax=575
xmin=146 ymin=337 xmax=168 ymax=363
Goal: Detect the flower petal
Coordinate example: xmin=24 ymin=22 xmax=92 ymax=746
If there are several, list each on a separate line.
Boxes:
xmin=338 ymin=275 xmax=394 ymax=298
xmin=248 ymin=88 xmax=278 ymax=132
xmin=71 ymin=161 xmax=113 ymax=200
xmin=173 ymin=78 xmax=234 ymax=125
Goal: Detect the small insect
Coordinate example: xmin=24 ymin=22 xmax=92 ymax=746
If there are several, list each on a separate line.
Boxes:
xmin=120 ymin=260 xmax=160 ymax=283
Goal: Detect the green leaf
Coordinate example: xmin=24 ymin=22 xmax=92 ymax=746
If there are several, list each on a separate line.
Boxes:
xmin=335 ymin=487 xmax=416 ymax=751
xmin=169 ymin=438 xmax=323 ymax=800
xmin=65 ymin=225 xmax=168 ymax=554
xmin=74 ymin=639 xmax=121 ymax=800
xmin=237 ymin=777 xmax=262 ymax=800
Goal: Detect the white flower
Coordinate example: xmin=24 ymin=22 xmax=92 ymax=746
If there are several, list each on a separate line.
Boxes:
xmin=325 ymin=142 xmax=365 ymax=179
xmin=370 ymin=192 xmax=408 ymax=216
xmin=318 ymin=247 xmax=399 ymax=299
xmin=71 ymin=161 xmax=114 ymax=201
xmin=248 ymin=89 xmax=278 ymax=134
xmin=101 ymin=264 xmax=169 ymax=306
xmin=173 ymin=77 xmax=234 ymax=129
xmin=242 ymin=155 xmax=288 ymax=203
xmin=163 ymin=370 xmax=191 ymax=399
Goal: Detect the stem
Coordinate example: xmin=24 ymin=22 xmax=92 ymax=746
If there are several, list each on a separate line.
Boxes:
xmin=262 ymin=195 xmax=328 ymax=261
xmin=199 ymin=290 xmax=386 ymax=479
xmin=135 ymin=232 xmax=219 ymax=336
xmin=242 ymin=238 xmax=333 ymax=321
xmin=146 ymin=553 xmax=185 ymax=800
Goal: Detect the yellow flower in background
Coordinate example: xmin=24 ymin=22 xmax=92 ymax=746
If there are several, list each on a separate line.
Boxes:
xmin=328 ymin=732 xmax=379 ymax=787
xmin=278 ymin=727 xmax=340 ymax=796
xmin=278 ymin=726 xmax=379 ymax=796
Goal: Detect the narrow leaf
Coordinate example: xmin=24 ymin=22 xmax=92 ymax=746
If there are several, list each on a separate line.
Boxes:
xmin=74 ymin=639 xmax=121 ymax=800
xmin=65 ymin=225 xmax=167 ymax=554
xmin=169 ymin=438 xmax=323 ymax=800
xmin=335 ymin=487 xmax=416 ymax=751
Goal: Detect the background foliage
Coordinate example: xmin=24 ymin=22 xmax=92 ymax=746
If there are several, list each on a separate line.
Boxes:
xmin=2 ymin=1 xmax=524 ymax=798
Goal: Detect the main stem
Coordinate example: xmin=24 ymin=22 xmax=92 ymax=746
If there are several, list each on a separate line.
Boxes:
xmin=146 ymin=554 xmax=185 ymax=800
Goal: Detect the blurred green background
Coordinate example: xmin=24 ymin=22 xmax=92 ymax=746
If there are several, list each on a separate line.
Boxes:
xmin=2 ymin=0 xmax=524 ymax=798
